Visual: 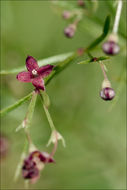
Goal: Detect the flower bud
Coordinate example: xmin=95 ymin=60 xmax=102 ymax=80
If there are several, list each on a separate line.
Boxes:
xmin=62 ymin=11 xmax=71 ymax=19
xmin=77 ymin=0 xmax=85 ymax=7
xmin=100 ymin=87 xmax=115 ymax=101
xmin=64 ymin=24 xmax=76 ymax=38
xmin=102 ymin=41 xmax=120 ymax=55
xmin=77 ymin=48 xmax=84 ymax=56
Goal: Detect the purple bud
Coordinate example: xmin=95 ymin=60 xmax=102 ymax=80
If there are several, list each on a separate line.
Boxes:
xmin=102 ymin=41 xmax=120 ymax=55
xmin=77 ymin=48 xmax=84 ymax=56
xmin=62 ymin=11 xmax=71 ymax=19
xmin=64 ymin=24 xmax=76 ymax=38
xmin=77 ymin=0 xmax=85 ymax=7
xmin=100 ymin=87 xmax=115 ymax=101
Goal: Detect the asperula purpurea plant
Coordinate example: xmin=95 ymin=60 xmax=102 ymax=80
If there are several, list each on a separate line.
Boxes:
xmin=0 ymin=0 xmax=125 ymax=186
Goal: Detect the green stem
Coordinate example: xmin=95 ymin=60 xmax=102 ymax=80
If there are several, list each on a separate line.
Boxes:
xmin=40 ymin=92 xmax=56 ymax=132
xmin=23 ymin=91 xmax=37 ymax=130
xmin=99 ymin=62 xmax=108 ymax=81
xmin=14 ymin=140 xmax=28 ymax=181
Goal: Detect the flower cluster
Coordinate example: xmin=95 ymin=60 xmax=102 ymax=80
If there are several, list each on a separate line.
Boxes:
xmin=13 ymin=0 xmax=123 ymax=185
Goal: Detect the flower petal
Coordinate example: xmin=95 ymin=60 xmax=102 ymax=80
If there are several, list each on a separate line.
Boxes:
xmin=16 ymin=71 xmax=32 ymax=82
xmin=29 ymin=151 xmax=55 ymax=163
xmin=32 ymin=77 xmax=45 ymax=91
xmin=26 ymin=56 xmax=39 ymax=73
xmin=37 ymin=65 xmax=54 ymax=78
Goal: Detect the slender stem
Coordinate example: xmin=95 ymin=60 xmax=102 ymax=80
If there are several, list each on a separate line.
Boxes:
xmin=50 ymin=130 xmax=58 ymax=158
xmin=24 ymin=91 xmax=37 ymax=129
xmin=14 ymin=141 xmax=28 ymax=181
xmin=45 ymin=131 xmax=58 ymax=163
xmin=99 ymin=62 xmax=108 ymax=81
xmin=24 ymin=181 xmax=29 ymax=189
xmin=43 ymin=105 xmax=56 ymax=131
xmin=40 ymin=92 xmax=56 ymax=131
xmin=112 ymin=0 xmax=123 ymax=34
xmin=25 ymin=130 xmax=32 ymax=145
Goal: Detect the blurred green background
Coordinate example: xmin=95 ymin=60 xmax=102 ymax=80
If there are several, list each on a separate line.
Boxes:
xmin=1 ymin=0 xmax=126 ymax=189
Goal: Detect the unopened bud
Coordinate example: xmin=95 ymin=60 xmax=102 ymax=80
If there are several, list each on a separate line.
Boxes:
xmin=64 ymin=24 xmax=76 ymax=38
xmin=100 ymin=87 xmax=115 ymax=101
xmin=62 ymin=11 xmax=71 ymax=19
xmin=102 ymin=41 xmax=120 ymax=55
xmin=77 ymin=0 xmax=85 ymax=7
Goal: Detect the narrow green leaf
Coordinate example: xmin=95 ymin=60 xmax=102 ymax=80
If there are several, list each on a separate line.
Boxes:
xmin=86 ymin=15 xmax=111 ymax=51
xmin=78 ymin=56 xmax=109 ymax=64
xmin=103 ymin=15 xmax=111 ymax=35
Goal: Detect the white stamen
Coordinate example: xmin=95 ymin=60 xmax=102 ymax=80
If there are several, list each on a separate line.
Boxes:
xmin=32 ymin=69 xmax=37 ymax=75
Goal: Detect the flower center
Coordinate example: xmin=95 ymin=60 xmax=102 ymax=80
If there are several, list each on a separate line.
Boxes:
xmin=32 ymin=69 xmax=38 ymax=76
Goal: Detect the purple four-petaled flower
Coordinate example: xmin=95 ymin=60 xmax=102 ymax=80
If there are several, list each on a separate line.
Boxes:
xmin=17 ymin=56 xmax=54 ymax=91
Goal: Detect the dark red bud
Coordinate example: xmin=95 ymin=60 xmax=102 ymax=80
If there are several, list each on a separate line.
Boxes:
xmin=77 ymin=48 xmax=84 ymax=56
xmin=77 ymin=0 xmax=85 ymax=7
xmin=100 ymin=87 xmax=115 ymax=101
xmin=102 ymin=41 xmax=120 ymax=55
xmin=64 ymin=24 xmax=76 ymax=38
xmin=62 ymin=11 xmax=71 ymax=19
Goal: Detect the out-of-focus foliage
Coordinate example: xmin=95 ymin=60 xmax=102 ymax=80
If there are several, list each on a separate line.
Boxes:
xmin=1 ymin=1 xmax=126 ymax=189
